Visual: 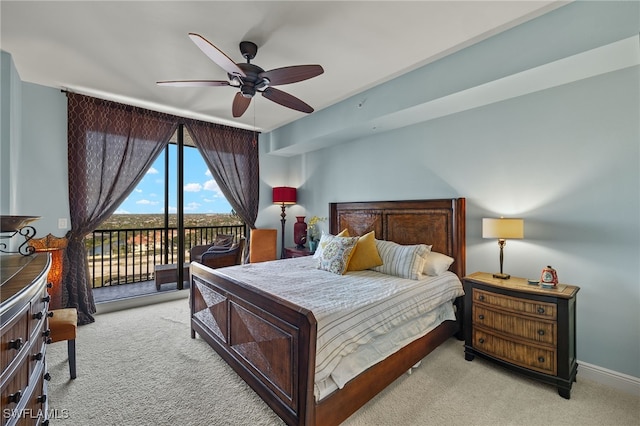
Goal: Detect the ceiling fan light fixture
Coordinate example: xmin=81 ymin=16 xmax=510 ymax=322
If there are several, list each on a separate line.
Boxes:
xmin=256 ymin=78 xmax=270 ymax=92
xmin=241 ymin=85 xmax=256 ymax=98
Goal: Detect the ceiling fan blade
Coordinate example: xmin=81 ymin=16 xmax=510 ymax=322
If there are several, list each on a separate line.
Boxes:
xmin=232 ymin=92 xmax=252 ymax=118
xmin=260 ymin=65 xmax=324 ymax=86
xmin=157 ymin=80 xmax=230 ymax=87
xmin=262 ymin=87 xmax=314 ymax=114
xmin=188 ymin=33 xmax=246 ymax=78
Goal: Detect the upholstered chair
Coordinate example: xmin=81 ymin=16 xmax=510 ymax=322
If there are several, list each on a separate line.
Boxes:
xmin=48 ymin=308 xmax=78 ymax=379
xmin=190 ymin=236 xmax=245 ymax=269
xmin=249 ymin=229 xmax=278 ymax=263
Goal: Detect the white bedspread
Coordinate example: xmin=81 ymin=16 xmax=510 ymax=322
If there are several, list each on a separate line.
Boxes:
xmin=214 ymin=256 xmax=464 ymax=400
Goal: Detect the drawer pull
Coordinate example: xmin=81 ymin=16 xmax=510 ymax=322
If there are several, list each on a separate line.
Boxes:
xmin=478 ymin=338 xmax=485 ymax=344
xmin=9 ymin=338 xmax=23 ymax=350
xmin=42 ymin=295 xmax=51 ymax=303
xmin=9 ymin=390 xmax=22 ymax=404
xmin=478 ymin=295 xmax=485 ymax=301
xmin=45 ymin=337 xmax=53 ymax=344
xmin=537 ymin=307 xmax=545 ymax=314
xmin=33 ymin=311 xmax=44 ymax=320
xmin=478 ymin=314 xmax=485 ymax=320
xmin=44 ymin=373 xmax=51 ymax=381
xmin=538 ymin=329 xmax=545 ymax=336
xmin=42 ymin=329 xmax=51 ymax=338
xmin=33 ymin=352 xmax=44 ymax=361
xmin=37 ymin=394 xmax=47 ymax=404
xmin=538 ymin=356 xmax=545 ymax=363
xmin=47 ymin=311 xmax=54 ymax=317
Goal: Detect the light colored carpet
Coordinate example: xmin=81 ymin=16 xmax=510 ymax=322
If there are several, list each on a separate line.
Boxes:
xmin=47 ymin=299 xmax=639 ymax=425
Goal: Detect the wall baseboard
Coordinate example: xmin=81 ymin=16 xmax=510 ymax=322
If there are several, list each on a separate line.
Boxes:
xmin=578 ymin=360 xmax=640 ymax=397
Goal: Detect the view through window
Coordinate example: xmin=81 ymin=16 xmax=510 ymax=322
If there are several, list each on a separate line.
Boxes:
xmin=116 ymin=144 xmax=232 ymax=216
xmin=89 ymin=142 xmax=243 ymax=294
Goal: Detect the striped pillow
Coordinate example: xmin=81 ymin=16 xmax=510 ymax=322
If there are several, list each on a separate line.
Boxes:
xmin=372 ymin=239 xmax=431 ymax=280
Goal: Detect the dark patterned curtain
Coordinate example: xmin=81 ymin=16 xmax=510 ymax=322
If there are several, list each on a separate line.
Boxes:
xmin=185 ymin=119 xmax=260 ymax=257
xmin=66 ymin=93 xmax=179 ymax=324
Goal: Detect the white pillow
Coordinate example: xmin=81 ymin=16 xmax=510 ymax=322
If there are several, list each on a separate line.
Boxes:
xmin=312 ymin=232 xmax=334 ymax=259
xmin=371 ymin=239 xmax=431 ymax=280
xmin=423 ymin=251 xmax=455 ymax=276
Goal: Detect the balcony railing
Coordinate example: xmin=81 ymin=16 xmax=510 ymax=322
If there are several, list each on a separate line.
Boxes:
xmin=87 ymin=224 xmax=245 ymax=289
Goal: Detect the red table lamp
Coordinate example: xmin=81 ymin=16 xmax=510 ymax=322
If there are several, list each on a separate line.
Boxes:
xmin=272 ymin=186 xmax=297 ymax=259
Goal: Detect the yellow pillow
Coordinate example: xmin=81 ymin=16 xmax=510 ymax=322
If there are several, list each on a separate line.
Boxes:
xmin=347 ymin=231 xmax=384 ymax=271
xmin=337 ymin=229 xmax=349 ymax=237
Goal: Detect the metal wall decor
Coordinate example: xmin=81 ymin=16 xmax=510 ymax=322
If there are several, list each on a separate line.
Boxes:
xmin=0 ymin=216 xmax=40 ymax=256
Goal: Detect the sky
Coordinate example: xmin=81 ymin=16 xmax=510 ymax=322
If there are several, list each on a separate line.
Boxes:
xmin=115 ymin=144 xmax=232 ymax=214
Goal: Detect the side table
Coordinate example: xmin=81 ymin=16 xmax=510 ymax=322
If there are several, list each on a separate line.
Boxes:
xmin=284 ymin=247 xmax=312 ymax=258
xmin=463 ymin=271 xmax=579 ymax=398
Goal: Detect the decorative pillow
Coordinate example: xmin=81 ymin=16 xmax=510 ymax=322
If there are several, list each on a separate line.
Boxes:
xmin=213 ymin=234 xmax=234 ymax=248
xmin=316 ymin=236 xmax=359 ymax=275
xmin=313 ymin=232 xmax=333 ymax=259
xmin=423 ymin=251 xmax=455 ymax=276
xmin=205 ymin=245 xmax=233 ymax=254
xmin=346 ymin=231 xmax=383 ymax=271
xmin=372 ymin=240 xmax=431 ymax=280
xmin=312 ymin=229 xmax=349 ymax=259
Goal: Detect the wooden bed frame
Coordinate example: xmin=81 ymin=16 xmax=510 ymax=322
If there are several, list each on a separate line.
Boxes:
xmin=190 ymin=198 xmax=466 ymax=425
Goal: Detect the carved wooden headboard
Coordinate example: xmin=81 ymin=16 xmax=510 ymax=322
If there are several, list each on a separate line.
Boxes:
xmin=329 ymin=198 xmax=466 ymax=279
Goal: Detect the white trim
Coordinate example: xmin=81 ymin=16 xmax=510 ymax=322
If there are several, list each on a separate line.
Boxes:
xmin=95 ymin=289 xmax=188 ymax=315
xmin=578 ymin=360 xmax=640 ymax=397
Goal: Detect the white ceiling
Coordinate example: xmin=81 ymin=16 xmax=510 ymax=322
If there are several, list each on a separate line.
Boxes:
xmin=1 ymin=1 xmax=567 ymax=133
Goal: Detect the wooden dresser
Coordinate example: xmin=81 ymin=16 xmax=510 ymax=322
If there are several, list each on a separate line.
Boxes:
xmin=1 ymin=254 xmax=51 ymax=425
xmin=463 ymin=272 xmax=579 ymax=399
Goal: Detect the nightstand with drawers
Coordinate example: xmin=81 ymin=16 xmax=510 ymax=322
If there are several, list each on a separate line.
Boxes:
xmin=463 ymin=272 xmax=579 ymax=399
xmin=284 ymin=247 xmax=312 ymax=258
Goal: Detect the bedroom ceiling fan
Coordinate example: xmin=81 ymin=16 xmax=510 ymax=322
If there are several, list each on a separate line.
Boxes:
xmin=157 ymin=33 xmax=324 ymax=118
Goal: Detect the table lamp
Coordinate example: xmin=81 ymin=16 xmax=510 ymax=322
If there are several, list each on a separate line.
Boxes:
xmin=29 ymin=233 xmax=68 ymax=309
xmin=272 ymin=186 xmax=297 ymax=259
xmin=482 ymin=217 xmax=524 ymax=279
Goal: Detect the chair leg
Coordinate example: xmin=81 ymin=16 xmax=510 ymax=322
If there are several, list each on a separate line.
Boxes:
xmin=67 ymin=339 xmax=77 ymax=379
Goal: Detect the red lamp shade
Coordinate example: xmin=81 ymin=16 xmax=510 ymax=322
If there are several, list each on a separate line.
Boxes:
xmin=272 ymin=186 xmax=297 ymax=205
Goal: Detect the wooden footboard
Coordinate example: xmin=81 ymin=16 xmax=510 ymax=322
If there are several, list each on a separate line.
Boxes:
xmin=190 ymin=262 xmax=317 ymax=425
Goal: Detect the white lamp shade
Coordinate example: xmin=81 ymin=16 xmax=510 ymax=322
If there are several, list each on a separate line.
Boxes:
xmin=482 ymin=218 xmax=524 ymax=239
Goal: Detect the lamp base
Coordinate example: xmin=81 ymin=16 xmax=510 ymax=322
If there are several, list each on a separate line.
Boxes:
xmin=493 ymin=272 xmax=511 ymax=279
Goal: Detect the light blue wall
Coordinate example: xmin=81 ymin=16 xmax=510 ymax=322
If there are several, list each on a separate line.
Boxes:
xmin=273 ymin=67 xmax=639 ymax=378
xmin=2 ymin=1 xmax=638 ymax=380
xmin=262 ymin=1 xmax=640 ymax=378
xmin=17 ymin=83 xmax=69 ymax=234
